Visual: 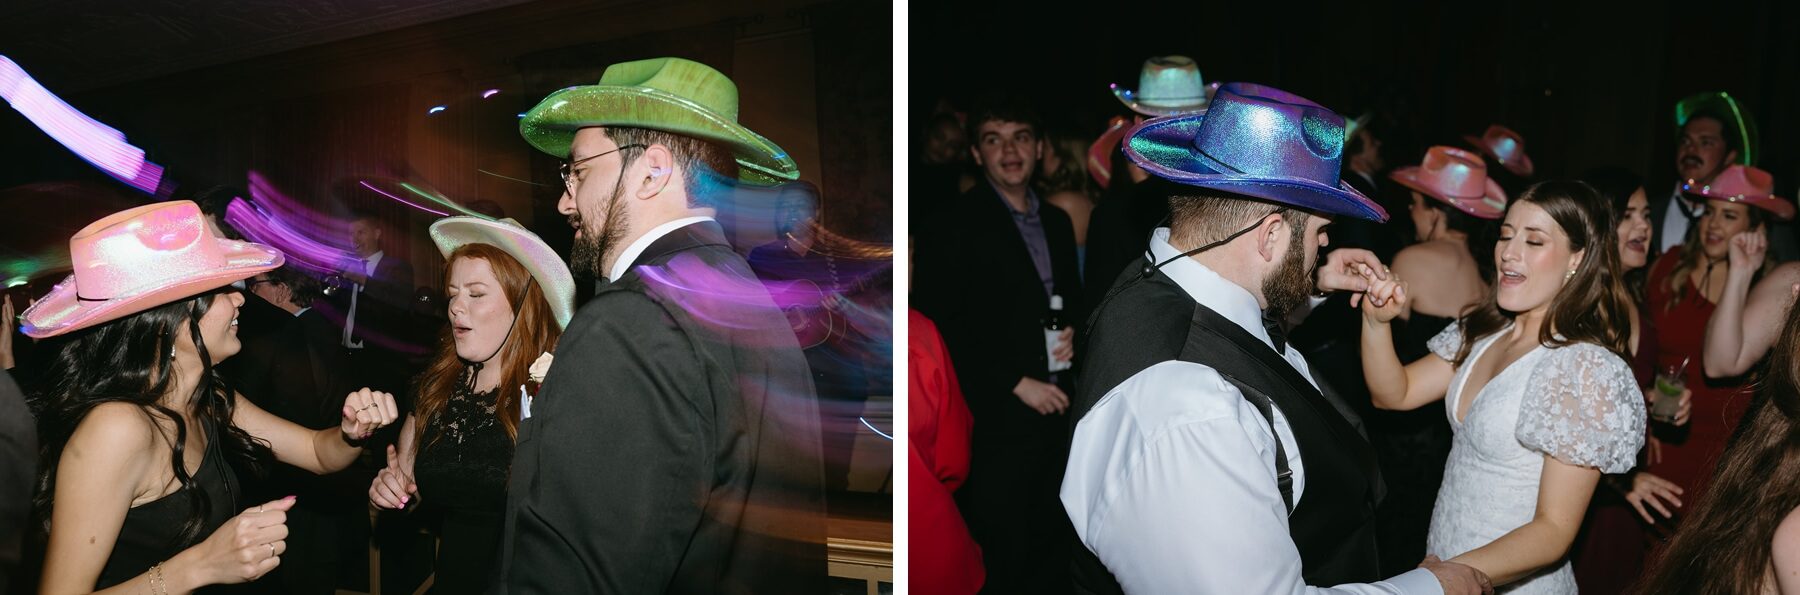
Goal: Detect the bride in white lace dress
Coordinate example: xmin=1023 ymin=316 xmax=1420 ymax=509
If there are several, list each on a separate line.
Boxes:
xmin=1358 ymin=180 xmax=1646 ymax=593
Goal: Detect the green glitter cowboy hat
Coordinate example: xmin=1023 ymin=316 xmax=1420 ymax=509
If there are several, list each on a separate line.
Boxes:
xmin=1674 ymin=91 xmax=1758 ymax=166
xmin=519 ymin=57 xmax=799 ymax=185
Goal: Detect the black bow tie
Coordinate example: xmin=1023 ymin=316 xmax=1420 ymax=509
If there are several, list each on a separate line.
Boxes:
xmin=1263 ymin=309 xmax=1288 ymax=355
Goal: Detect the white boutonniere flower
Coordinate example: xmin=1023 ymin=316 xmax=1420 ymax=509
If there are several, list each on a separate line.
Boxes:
xmin=521 ymin=351 xmax=554 ymax=421
xmin=528 ymin=351 xmax=554 ymax=384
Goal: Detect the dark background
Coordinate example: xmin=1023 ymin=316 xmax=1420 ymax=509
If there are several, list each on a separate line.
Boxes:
xmin=911 ymin=0 xmax=1800 ymax=198
xmin=0 ymin=0 xmax=892 ymax=292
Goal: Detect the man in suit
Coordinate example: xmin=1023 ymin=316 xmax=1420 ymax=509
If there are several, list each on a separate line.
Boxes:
xmin=912 ymin=99 xmax=1082 ymax=594
xmin=494 ymin=57 xmax=825 ymax=594
xmin=1651 ymin=93 xmax=1798 ymax=262
xmin=1061 ymin=83 xmax=1489 ymax=594
xmin=234 ymin=266 xmax=368 ymax=594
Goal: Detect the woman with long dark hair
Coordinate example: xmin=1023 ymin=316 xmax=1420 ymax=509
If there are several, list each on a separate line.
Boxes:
xmin=1641 ymin=164 xmax=1791 ymax=542
xmin=366 ymin=218 xmax=572 ymax=593
xmin=1638 ymin=288 xmax=1800 ymax=593
xmin=26 ymin=201 xmax=399 ymax=594
xmin=1384 ymin=146 xmax=1505 ymax=360
xmin=1359 ymin=180 xmax=1646 ymax=592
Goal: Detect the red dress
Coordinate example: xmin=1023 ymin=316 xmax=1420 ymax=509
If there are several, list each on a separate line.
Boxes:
xmin=908 ymin=310 xmax=984 ymax=594
xmin=1644 ymin=248 xmax=1755 ymax=523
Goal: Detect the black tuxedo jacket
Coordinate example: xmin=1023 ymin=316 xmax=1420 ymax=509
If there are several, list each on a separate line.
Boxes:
xmin=495 ymin=221 xmax=826 ymax=594
xmin=913 ymin=181 xmax=1083 ymax=433
xmin=321 ymin=251 xmax=416 ymax=349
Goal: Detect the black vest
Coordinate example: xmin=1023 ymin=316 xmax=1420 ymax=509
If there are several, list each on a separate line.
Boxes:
xmin=1069 ymin=265 xmax=1385 ymax=593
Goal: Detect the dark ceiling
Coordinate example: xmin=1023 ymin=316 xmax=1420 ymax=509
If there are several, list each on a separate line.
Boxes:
xmin=0 ymin=0 xmax=534 ymax=91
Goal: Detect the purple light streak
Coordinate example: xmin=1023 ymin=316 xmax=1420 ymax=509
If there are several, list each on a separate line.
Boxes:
xmin=224 ymin=198 xmax=352 ymax=274
xmin=0 ymin=55 xmax=164 ymax=194
xmin=480 ymin=89 xmax=500 ymax=99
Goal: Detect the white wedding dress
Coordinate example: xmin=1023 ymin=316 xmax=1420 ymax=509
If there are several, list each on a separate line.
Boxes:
xmin=1423 ymin=323 xmax=1645 ymax=594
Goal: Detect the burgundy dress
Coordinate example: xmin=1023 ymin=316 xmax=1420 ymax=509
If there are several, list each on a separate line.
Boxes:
xmin=1571 ymin=305 xmax=1658 ymax=594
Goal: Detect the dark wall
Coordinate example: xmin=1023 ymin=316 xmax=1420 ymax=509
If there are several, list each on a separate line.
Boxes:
xmin=911 ymin=0 xmax=1798 ymax=195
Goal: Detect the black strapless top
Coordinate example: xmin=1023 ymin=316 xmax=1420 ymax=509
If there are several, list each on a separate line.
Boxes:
xmin=96 ymin=420 xmax=239 ymax=591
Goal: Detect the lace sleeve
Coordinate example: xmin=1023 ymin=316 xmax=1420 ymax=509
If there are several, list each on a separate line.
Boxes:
xmin=1426 ymin=320 xmax=1463 ymax=362
xmin=1515 ymin=344 xmax=1647 ymax=473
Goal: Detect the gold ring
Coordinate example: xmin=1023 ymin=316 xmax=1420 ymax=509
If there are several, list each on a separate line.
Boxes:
xmin=267 ymin=542 xmax=276 ymax=559
xmin=253 ymin=505 xmax=263 ymax=513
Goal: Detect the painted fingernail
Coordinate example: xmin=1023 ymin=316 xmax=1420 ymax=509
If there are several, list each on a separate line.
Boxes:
xmin=285 ymin=495 xmax=296 ymax=500
xmin=401 ymin=496 xmax=410 ymax=505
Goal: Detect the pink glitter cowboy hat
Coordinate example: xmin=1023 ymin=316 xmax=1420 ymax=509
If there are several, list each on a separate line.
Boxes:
xmin=19 ymin=200 xmax=283 ymax=338
xmin=1462 ymin=124 xmax=1535 ymax=177
xmin=1389 ymin=146 xmax=1508 ymax=219
xmin=1682 ymin=164 xmax=1795 ymax=221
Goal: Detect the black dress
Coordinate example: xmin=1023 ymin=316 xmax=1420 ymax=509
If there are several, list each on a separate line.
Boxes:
xmin=413 ymin=385 xmax=513 ymax=594
xmin=96 ymin=420 xmax=240 ymax=592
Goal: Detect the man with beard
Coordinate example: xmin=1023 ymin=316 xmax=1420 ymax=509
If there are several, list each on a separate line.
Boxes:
xmin=1060 ymin=83 xmax=1492 ymax=594
xmin=492 ymin=57 xmax=826 ymax=593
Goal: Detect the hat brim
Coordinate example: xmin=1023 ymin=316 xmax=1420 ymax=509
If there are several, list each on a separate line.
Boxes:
xmin=1124 ymin=115 xmax=1388 ymax=222
xmin=520 ymin=85 xmax=799 ymax=186
xmin=1461 ymin=134 xmax=1536 ymax=177
xmin=1675 ymin=93 xmax=1757 ymax=166
xmin=429 ymin=217 xmax=577 ymax=329
xmin=20 ymin=242 xmax=283 ymax=339
xmin=1112 ymin=87 xmax=1209 ymax=117
xmin=1389 ymin=167 xmax=1507 ymax=220
xmin=1681 ymin=189 xmax=1796 ymax=221
xmin=1086 ymin=122 xmax=1132 ymax=189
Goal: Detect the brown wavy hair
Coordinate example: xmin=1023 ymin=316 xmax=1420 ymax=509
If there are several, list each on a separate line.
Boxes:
xmin=1637 ymin=292 xmax=1800 ymax=593
xmin=1451 ymin=180 xmax=1633 ymax=364
xmin=414 ymin=243 xmax=560 ymax=444
xmin=1661 ymin=201 xmax=1772 ymax=310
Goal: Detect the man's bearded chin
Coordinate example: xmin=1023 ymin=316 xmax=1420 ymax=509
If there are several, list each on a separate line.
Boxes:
xmin=1261 ymin=234 xmax=1313 ymax=317
xmin=567 ymin=191 xmax=632 ymax=279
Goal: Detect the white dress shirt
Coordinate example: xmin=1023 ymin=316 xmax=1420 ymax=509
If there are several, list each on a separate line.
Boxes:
xmin=342 ymin=250 xmax=383 ymax=348
xmin=1061 ymin=228 xmax=1442 ymax=594
xmin=607 ymin=216 xmax=715 ymax=281
xmin=1660 ymin=184 xmax=1695 ymax=254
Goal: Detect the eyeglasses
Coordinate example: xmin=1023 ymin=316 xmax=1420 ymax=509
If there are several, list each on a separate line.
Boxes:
xmin=559 ymin=144 xmax=646 ymax=193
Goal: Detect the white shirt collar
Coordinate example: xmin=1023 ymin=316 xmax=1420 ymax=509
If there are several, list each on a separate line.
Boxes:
xmin=607 ymin=216 xmax=715 ymax=281
xmin=361 ymin=250 xmax=385 ymax=268
xmin=1148 ymin=227 xmax=1278 ymax=351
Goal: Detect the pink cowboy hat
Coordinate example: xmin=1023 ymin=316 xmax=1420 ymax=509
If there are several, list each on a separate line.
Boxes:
xmin=1389 ymin=146 xmax=1508 ymax=219
xmin=19 ymin=200 xmax=284 ymax=338
xmin=1086 ymin=116 xmax=1133 ymax=189
xmin=1682 ymin=164 xmax=1795 ymax=221
xmin=1462 ymin=124 xmax=1535 ymax=177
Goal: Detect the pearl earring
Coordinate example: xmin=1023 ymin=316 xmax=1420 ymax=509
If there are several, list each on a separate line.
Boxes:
xmin=1564 ymin=269 xmax=1576 ymax=281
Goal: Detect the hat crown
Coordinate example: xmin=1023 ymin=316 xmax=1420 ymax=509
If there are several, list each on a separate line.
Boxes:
xmin=1189 ymin=83 xmax=1344 ymax=185
xmin=596 ymin=57 xmax=740 ymax=123
xmin=1136 ymin=55 xmax=1205 ymax=103
xmin=70 ymin=201 xmax=228 ymax=301
xmin=1417 ymin=147 xmax=1491 ymax=198
xmin=1482 ymin=125 xmax=1525 ymax=163
xmin=1694 ymin=164 xmax=1774 ymax=198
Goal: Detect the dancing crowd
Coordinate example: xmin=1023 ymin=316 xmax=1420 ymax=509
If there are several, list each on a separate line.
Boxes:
xmin=911 ymin=56 xmax=1800 ymax=594
xmin=0 ymin=57 xmax=883 ymax=594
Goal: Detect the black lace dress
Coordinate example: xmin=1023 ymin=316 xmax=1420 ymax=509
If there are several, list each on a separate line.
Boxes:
xmin=413 ymin=385 xmax=514 ymax=594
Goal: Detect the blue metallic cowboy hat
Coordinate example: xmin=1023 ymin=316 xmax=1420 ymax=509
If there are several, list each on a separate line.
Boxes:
xmin=1123 ymin=82 xmax=1387 ymax=222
